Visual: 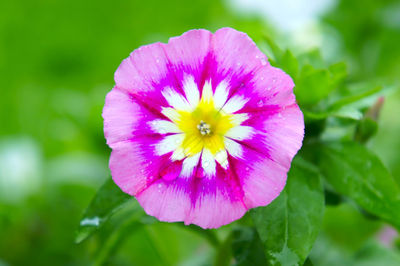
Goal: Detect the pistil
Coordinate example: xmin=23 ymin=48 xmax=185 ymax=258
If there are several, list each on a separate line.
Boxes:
xmin=197 ymin=121 xmax=212 ymax=136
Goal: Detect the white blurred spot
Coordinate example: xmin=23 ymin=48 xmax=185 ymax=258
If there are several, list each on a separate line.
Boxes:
xmin=228 ymin=0 xmax=336 ymax=49
xmin=0 ymin=137 xmax=42 ymax=203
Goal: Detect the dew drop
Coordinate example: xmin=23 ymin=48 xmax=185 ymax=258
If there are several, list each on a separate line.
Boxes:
xmin=261 ymin=58 xmax=267 ymax=66
xmin=245 ymin=167 xmax=250 ymax=171
xmin=257 ymin=100 xmax=264 ymax=107
xmin=80 ymin=217 xmax=101 ymax=227
xmin=203 ymin=160 xmax=210 ymax=167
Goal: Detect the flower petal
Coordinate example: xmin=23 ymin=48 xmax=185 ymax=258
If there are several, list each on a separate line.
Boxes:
xmin=186 ymin=173 xmax=247 ymax=228
xmin=225 ymin=125 xmax=255 ymax=141
xmin=109 ymin=140 xmax=160 ymax=196
xmin=241 ymin=104 xmax=304 ymax=169
xmin=211 ymin=28 xmax=269 ymax=84
xmin=164 ymin=29 xmax=212 ymax=82
xmin=213 ymin=80 xmax=229 ymax=109
xmin=103 ymin=88 xmax=138 ymax=146
xmin=224 ymin=137 xmax=243 ymax=158
xmin=181 ymin=152 xmax=201 ymax=178
xmin=155 ymin=134 xmax=185 ymax=156
xmin=215 ymin=149 xmax=228 ymax=169
xmin=114 ymin=43 xmax=168 ymax=94
xmin=261 ymin=104 xmax=304 ymax=168
xmin=148 ymin=119 xmax=182 ymax=134
xmin=137 ymin=165 xmax=248 ymax=229
xmin=136 ymin=179 xmax=192 ymax=223
xmin=201 ymin=148 xmax=216 ymax=178
xmin=103 ymin=87 xmax=164 ymax=147
xmin=183 ymin=75 xmax=200 ymax=107
xmin=229 ymin=145 xmax=288 ymax=209
xmin=162 ymin=87 xmax=191 ymax=111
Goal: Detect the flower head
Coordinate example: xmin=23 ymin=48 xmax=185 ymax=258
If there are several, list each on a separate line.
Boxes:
xmin=103 ymin=28 xmax=304 ymax=229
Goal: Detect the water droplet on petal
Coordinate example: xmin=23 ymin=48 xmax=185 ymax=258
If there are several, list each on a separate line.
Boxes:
xmin=245 ymin=167 xmax=250 ymax=171
xmin=257 ymin=100 xmax=264 ymax=107
xmin=261 ymin=58 xmax=267 ymax=66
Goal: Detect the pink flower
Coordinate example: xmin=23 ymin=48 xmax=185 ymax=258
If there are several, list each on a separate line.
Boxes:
xmin=103 ymin=28 xmax=304 ymax=229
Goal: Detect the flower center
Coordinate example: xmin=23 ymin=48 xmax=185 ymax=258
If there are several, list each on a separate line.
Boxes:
xmin=157 ymin=78 xmax=251 ymax=167
xmin=175 ymin=97 xmax=234 ymax=157
xmin=197 ymin=121 xmax=212 ymax=135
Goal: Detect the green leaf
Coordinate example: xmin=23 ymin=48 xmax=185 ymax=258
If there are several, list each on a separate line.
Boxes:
xmin=313 ymin=142 xmax=400 ymax=229
xmin=251 ymin=157 xmax=325 ymax=266
xmin=75 ymin=177 xmax=133 ymax=243
xmin=262 ymin=35 xmax=284 ymax=63
xmin=214 ymin=232 xmax=234 ymax=266
xmin=302 ymin=85 xmax=384 ymax=122
xmin=94 ymin=217 xmax=144 ymax=266
xmin=297 ymin=49 xmax=325 ymax=69
xmin=279 ymin=50 xmax=299 ymax=78
xmin=303 ymin=257 xmax=314 ymax=266
xmin=328 ymin=86 xmax=382 ymax=111
xmin=354 ymin=117 xmax=378 ymax=143
xmin=231 ymin=227 xmax=268 ymax=266
xmin=295 ymin=63 xmax=345 ymax=107
xmin=178 ymin=224 xmax=220 ymax=248
xmin=352 ymin=241 xmax=400 ymax=266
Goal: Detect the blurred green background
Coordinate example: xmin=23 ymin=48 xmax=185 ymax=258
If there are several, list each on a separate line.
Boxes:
xmin=1 ymin=0 xmax=399 ymax=265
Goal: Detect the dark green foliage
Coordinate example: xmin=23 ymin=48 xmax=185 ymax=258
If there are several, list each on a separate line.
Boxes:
xmin=251 ymin=158 xmax=324 ymax=266
xmin=75 ymin=177 xmax=133 ymax=243
xmin=231 ymin=227 xmax=268 ymax=266
xmin=310 ymin=142 xmax=400 ymax=230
